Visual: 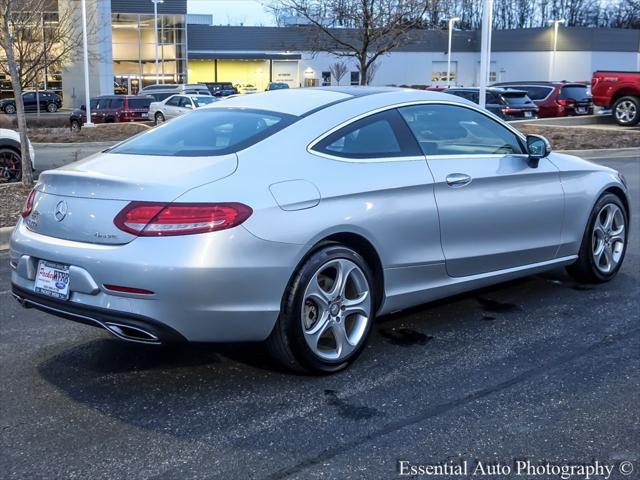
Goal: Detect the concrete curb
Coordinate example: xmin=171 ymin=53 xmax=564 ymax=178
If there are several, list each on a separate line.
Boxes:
xmin=0 ymin=225 xmax=14 ymax=251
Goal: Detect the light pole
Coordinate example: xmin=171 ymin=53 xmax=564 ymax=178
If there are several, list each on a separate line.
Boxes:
xmin=548 ymin=19 xmax=565 ymax=81
xmin=478 ymin=0 xmax=494 ymax=109
xmin=152 ymin=0 xmax=164 ymax=85
xmin=81 ymin=0 xmax=94 ymax=127
xmin=446 ymin=17 xmax=460 ymax=87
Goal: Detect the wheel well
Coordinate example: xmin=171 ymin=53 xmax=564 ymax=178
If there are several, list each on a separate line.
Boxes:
xmin=603 ymin=186 xmax=630 ymax=217
xmin=612 ymin=90 xmax=639 ymax=103
xmin=311 ymin=232 xmax=385 ymax=312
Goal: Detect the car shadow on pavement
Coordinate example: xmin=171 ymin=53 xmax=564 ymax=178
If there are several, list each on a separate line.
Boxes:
xmin=34 ymin=266 xmax=619 ymax=439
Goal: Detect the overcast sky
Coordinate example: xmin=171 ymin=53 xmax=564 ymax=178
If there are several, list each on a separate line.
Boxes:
xmin=187 ymin=0 xmax=277 ymax=26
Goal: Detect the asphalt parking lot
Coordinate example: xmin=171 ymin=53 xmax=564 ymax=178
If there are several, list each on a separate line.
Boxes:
xmin=1 ymin=155 xmax=638 ymax=480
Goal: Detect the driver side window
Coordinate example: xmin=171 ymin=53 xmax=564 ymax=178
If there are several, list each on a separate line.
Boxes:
xmin=399 ymin=104 xmax=524 ymax=156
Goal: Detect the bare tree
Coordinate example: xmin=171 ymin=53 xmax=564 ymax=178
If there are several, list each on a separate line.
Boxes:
xmin=0 ymin=0 xmax=88 ymax=186
xmin=358 ymin=59 xmax=379 ymax=84
xmin=329 ymin=60 xmax=348 ymax=85
xmin=272 ymin=0 xmax=431 ymax=85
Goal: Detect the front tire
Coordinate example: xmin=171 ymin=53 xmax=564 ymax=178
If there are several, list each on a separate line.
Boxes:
xmin=4 ymin=104 xmax=16 ymax=114
xmin=70 ymin=119 xmax=81 ymax=132
xmin=266 ymin=245 xmax=376 ymax=374
xmin=567 ymin=193 xmax=628 ymax=283
xmin=613 ymin=96 xmax=640 ymax=126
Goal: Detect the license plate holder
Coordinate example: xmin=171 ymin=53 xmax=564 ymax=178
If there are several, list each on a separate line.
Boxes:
xmin=34 ymin=260 xmax=70 ymax=300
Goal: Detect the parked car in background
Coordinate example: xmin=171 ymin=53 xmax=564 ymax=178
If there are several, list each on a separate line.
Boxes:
xmin=493 ymin=81 xmax=593 ymax=118
xmin=235 ymin=84 xmax=258 ymax=94
xmin=140 ymin=84 xmax=212 ymax=102
xmin=446 ymin=87 xmax=538 ymax=120
xmin=591 ymin=71 xmax=640 ymax=126
xmin=69 ymin=95 xmax=153 ymax=131
xmin=149 ymin=94 xmax=217 ymax=124
xmin=266 ymin=82 xmax=289 ymax=91
xmin=200 ymin=82 xmax=238 ymax=97
xmin=0 ymin=128 xmax=35 ymax=182
xmin=0 ymin=91 xmax=62 ymax=114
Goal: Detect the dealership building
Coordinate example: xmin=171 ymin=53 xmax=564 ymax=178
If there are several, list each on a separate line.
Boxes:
xmin=52 ymin=0 xmax=640 ymax=108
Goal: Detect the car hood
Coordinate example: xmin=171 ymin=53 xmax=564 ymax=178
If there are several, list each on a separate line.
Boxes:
xmin=37 ymin=151 xmax=239 ymax=201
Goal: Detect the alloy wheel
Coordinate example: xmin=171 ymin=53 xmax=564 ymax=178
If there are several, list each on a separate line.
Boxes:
xmin=47 ymin=103 xmax=58 ymax=113
xmin=591 ymin=203 xmax=625 ymax=274
xmin=301 ymin=258 xmax=372 ymax=361
xmin=615 ymin=100 xmax=637 ymax=124
xmin=5 ymin=104 xmax=15 ymax=114
xmin=0 ymin=148 xmax=22 ymax=183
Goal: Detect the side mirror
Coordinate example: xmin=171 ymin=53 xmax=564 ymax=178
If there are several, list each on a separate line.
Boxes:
xmin=526 ymin=134 xmax=551 ymax=168
xmin=184 ymin=104 xmax=193 ymax=109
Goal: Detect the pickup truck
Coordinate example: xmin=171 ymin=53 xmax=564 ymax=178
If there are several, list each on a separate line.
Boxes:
xmin=591 ymin=70 xmax=640 ymax=126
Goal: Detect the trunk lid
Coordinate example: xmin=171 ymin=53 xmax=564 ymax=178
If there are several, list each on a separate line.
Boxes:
xmin=27 ymin=152 xmax=237 ymax=245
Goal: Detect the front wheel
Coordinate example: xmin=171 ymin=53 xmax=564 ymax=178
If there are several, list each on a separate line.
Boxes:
xmin=4 ymin=104 xmax=16 ymax=114
xmin=613 ymin=96 xmax=640 ymax=126
xmin=266 ymin=245 xmax=376 ymax=373
xmin=70 ymin=119 xmax=81 ymax=132
xmin=567 ymin=193 xmax=628 ymax=283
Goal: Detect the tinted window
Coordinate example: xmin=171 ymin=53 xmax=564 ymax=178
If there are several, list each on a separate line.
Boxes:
xmin=95 ymin=98 xmax=110 ymax=110
xmin=178 ymin=97 xmax=192 ymax=108
xmin=110 ymin=98 xmax=124 ymax=109
xmin=313 ymin=110 xmax=420 ymax=159
xmin=166 ymin=96 xmax=181 ymax=106
xmin=23 ymin=93 xmax=35 ymax=101
xmin=503 ymin=85 xmax=553 ymax=101
xmin=500 ymin=92 xmax=534 ymax=107
xmin=559 ymin=85 xmax=589 ymax=100
xmin=486 ymin=92 xmax=500 ymax=104
xmin=111 ymin=108 xmax=295 ymax=157
xmin=399 ymin=104 xmax=524 ymax=156
xmin=128 ymin=98 xmax=152 ymax=109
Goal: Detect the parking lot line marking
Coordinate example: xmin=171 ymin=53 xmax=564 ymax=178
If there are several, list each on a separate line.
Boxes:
xmin=0 ymin=290 xmax=11 ymax=296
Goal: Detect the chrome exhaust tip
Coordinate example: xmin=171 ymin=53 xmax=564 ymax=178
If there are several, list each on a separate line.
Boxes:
xmin=104 ymin=322 xmax=161 ymax=344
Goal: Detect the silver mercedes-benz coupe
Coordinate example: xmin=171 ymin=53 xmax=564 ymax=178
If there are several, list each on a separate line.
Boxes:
xmin=10 ymin=87 xmax=630 ymax=373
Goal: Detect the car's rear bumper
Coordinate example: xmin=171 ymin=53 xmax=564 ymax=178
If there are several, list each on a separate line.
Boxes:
xmin=10 ymin=219 xmax=302 ymax=343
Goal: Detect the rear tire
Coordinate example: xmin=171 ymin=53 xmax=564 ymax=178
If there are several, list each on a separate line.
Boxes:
xmin=155 ymin=112 xmax=165 ymax=125
xmin=0 ymin=147 xmax=22 ymax=183
xmin=566 ymin=193 xmax=628 ymax=283
xmin=46 ymin=103 xmax=58 ymax=113
xmin=266 ymin=244 xmax=376 ymax=374
xmin=613 ymin=96 xmax=640 ymax=126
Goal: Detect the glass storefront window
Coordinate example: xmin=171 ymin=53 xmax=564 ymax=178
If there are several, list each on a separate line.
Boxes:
xmin=111 ymin=13 xmax=187 ymax=91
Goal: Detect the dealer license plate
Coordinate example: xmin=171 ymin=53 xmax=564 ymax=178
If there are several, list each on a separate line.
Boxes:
xmin=34 ymin=260 xmax=70 ymax=300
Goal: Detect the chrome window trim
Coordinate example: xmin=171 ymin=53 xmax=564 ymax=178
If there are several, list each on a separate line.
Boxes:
xmin=307 ymin=100 xmax=527 ymax=163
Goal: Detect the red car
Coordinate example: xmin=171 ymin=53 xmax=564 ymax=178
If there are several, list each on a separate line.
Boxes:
xmin=69 ymin=95 xmax=153 ymax=131
xmin=592 ymin=70 xmax=640 ymax=126
xmin=492 ymin=81 xmax=593 ymax=118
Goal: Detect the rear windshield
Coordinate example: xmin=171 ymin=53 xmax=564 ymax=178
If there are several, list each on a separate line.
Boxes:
xmin=192 ymin=96 xmax=216 ymax=107
xmin=500 ymin=92 xmax=535 ymax=106
xmin=128 ymin=98 xmax=152 ymax=109
xmin=515 ymin=86 xmax=553 ymax=101
xmin=110 ymin=108 xmax=296 ymax=157
xmin=559 ymin=85 xmax=589 ymax=100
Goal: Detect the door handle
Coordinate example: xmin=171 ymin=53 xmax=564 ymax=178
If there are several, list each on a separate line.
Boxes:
xmin=446 ymin=173 xmax=472 ymax=188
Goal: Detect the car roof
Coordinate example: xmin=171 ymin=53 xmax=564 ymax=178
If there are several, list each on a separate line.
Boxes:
xmin=208 ymin=86 xmax=475 ymax=117
xmin=447 ymin=87 xmax=525 ymax=93
xmin=494 ymin=81 xmax=587 ymax=87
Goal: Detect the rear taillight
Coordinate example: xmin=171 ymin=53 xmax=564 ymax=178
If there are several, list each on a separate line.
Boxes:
xmin=557 ymin=99 xmax=575 ymax=106
xmin=114 ymin=202 xmax=252 ymax=236
xmin=21 ymin=188 xmax=36 ymax=218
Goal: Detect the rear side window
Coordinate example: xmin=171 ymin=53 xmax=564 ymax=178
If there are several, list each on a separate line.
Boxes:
xmin=111 ymin=108 xmax=295 ymax=157
xmin=520 ymin=86 xmax=553 ymax=101
xmin=312 ymin=110 xmax=420 ymax=159
xmin=399 ymin=104 xmax=524 ymax=156
xmin=110 ymin=98 xmax=124 ymax=109
xmin=559 ymin=85 xmax=589 ymax=100
xmin=500 ymin=92 xmax=534 ymax=106
xmin=128 ymin=98 xmax=152 ymax=109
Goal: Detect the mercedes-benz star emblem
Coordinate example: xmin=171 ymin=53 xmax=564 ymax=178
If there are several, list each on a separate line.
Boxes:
xmin=54 ymin=200 xmax=68 ymax=222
